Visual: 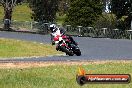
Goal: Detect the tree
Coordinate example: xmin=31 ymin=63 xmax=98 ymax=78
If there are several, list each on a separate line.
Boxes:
xmin=102 ymin=0 xmax=111 ymax=13
xmin=58 ymin=0 xmax=70 ymax=16
xmin=110 ymin=0 xmax=131 ymax=19
xmin=95 ymin=13 xmax=117 ymax=29
xmin=110 ymin=0 xmax=132 ymax=30
xmin=64 ymin=0 xmax=103 ymax=27
xmin=28 ymin=0 xmax=58 ymax=23
xmin=102 ymin=0 xmax=108 ymax=12
xmin=0 ymin=0 xmax=23 ymax=30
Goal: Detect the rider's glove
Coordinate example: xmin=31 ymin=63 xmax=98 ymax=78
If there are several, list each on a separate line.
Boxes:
xmin=52 ymin=41 xmax=55 ymax=45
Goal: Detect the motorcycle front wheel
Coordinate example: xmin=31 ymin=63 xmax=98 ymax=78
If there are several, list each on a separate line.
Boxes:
xmin=60 ymin=46 xmax=74 ymax=56
xmin=75 ymin=49 xmax=81 ymax=56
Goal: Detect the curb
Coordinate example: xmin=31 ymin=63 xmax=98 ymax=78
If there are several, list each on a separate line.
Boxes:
xmin=0 ymin=28 xmax=48 ymax=35
xmin=0 ymin=54 xmax=66 ymax=61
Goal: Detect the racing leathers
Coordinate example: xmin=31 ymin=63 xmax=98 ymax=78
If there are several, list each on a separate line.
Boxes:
xmin=50 ymin=27 xmax=78 ymax=46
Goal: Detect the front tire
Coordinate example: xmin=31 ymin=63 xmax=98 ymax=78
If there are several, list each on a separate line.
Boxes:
xmin=60 ymin=46 xmax=74 ymax=56
xmin=75 ymin=49 xmax=81 ymax=56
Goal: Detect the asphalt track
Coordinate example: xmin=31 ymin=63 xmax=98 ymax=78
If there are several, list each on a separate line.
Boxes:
xmin=0 ymin=31 xmax=132 ymax=62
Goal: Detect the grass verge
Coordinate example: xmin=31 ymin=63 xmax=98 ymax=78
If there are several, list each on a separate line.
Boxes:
xmin=0 ymin=4 xmax=66 ymax=24
xmin=56 ymin=13 xmax=66 ymax=25
xmin=0 ymin=61 xmax=131 ymax=88
xmin=0 ymin=3 xmax=32 ymax=21
xmin=0 ymin=38 xmax=62 ymax=58
xmin=12 ymin=3 xmax=32 ymax=21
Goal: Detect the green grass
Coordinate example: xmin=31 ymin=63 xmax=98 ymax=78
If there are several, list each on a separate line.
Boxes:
xmin=56 ymin=13 xmax=66 ymax=25
xmin=0 ymin=4 xmax=65 ymax=30
xmin=0 ymin=38 xmax=62 ymax=58
xmin=0 ymin=6 xmax=4 ymax=20
xmin=0 ymin=3 xmax=32 ymax=21
xmin=0 ymin=62 xmax=131 ymax=88
xmin=12 ymin=3 xmax=32 ymax=21
xmin=0 ymin=3 xmax=66 ymax=24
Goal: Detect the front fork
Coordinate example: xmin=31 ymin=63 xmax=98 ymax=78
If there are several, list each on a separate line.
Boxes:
xmin=56 ymin=45 xmax=60 ymax=51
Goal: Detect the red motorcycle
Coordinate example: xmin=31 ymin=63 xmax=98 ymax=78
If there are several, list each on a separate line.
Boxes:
xmin=53 ymin=34 xmax=81 ymax=56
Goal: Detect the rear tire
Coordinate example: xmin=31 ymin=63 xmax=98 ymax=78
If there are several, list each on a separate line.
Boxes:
xmin=60 ymin=46 xmax=74 ymax=56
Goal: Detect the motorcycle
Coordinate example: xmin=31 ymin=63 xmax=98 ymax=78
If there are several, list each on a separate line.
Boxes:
xmin=53 ymin=34 xmax=81 ymax=56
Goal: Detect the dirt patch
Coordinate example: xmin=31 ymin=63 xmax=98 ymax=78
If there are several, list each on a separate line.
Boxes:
xmin=0 ymin=60 xmax=131 ymax=69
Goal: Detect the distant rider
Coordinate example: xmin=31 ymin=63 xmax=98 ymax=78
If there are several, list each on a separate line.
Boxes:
xmin=49 ymin=24 xmax=78 ymax=46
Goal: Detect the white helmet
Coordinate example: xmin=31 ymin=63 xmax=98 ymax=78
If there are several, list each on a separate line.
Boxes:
xmin=50 ymin=24 xmax=57 ymax=32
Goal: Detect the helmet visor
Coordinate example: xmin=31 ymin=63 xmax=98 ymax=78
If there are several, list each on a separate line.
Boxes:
xmin=50 ymin=27 xmax=54 ymax=32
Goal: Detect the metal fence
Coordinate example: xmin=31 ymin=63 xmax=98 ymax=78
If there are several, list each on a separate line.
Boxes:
xmin=0 ymin=20 xmax=49 ymax=34
xmin=0 ymin=20 xmax=132 ymax=40
xmin=64 ymin=25 xmax=132 ymax=40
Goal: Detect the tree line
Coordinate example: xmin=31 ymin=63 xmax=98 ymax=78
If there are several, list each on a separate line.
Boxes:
xmin=0 ymin=0 xmax=131 ymax=30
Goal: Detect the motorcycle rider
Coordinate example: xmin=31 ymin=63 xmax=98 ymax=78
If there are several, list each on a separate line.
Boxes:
xmin=49 ymin=24 xmax=78 ymax=46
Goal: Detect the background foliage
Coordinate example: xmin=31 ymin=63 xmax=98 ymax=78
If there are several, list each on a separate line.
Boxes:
xmin=110 ymin=0 xmax=132 ymax=30
xmin=27 ymin=0 xmax=58 ymax=23
xmin=64 ymin=0 xmax=103 ymax=27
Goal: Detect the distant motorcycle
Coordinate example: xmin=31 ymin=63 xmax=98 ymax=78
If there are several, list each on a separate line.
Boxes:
xmin=53 ymin=34 xmax=81 ymax=56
